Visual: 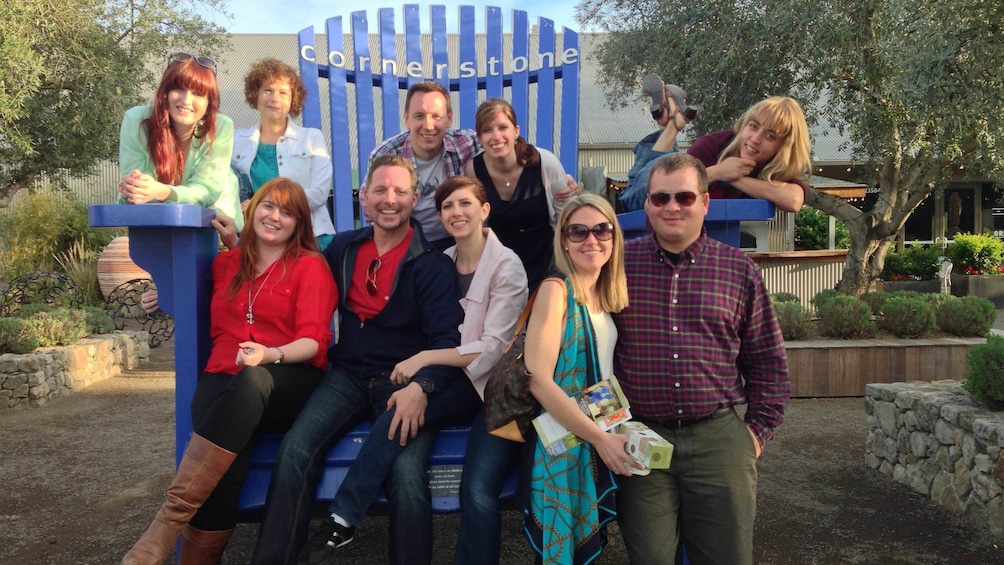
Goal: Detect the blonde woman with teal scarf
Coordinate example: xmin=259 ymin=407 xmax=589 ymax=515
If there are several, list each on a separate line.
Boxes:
xmin=522 ymin=193 xmax=640 ymax=564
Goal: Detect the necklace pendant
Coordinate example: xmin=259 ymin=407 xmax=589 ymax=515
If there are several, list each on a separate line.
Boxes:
xmin=505 ymin=181 xmax=511 ymax=187
xmin=246 ymin=310 xmax=254 ymax=325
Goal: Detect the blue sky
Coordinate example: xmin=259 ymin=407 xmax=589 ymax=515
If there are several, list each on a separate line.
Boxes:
xmin=210 ymin=1 xmax=584 ymax=34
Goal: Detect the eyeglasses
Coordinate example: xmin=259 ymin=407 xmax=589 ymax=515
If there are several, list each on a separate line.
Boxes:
xmin=564 ymin=222 xmax=615 ymax=243
xmin=168 ymin=52 xmax=217 ymax=74
xmin=648 ymin=191 xmax=702 ymax=207
xmin=366 ymin=258 xmax=381 ymax=296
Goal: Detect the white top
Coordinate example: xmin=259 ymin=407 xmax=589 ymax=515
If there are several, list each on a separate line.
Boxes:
xmin=588 ymin=310 xmax=617 ymax=380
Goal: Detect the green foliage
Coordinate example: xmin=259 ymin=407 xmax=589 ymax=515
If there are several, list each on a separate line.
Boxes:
xmin=812 ymin=288 xmax=840 ymax=316
xmin=774 ymin=302 xmax=813 ymax=341
xmin=0 ymin=0 xmax=231 ymax=201
xmin=920 ymin=292 xmax=954 ymax=311
xmin=770 ymin=292 xmax=801 ymax=305
xmin=878 ymin=297 xmax=935 ymax=338
xmin=936 ymin=296 xmax=996 ymax=337
xmin=83 ymin=307 xmax=114 ymax=335
xmin=0 ymin=318 xmax=40 ymax=354
xmin=817 ymin=296 xmax=875 ymax=339
xmin=862 ymin=292 xmax=889 ymax=315
xmin=25 ymin=308 xmax=88 ymax=347
xmin=945 ymin=233 xmax=1004 ymax=275
xmin=12 ymin=303 xmax=54 ymax=319
xmin=577 ymin=0 xmax=1004 ymax=297
xmin=962 ymin=335 xmax=1004 ymax=408
xmin=0 ymin=190 xmax=116 ymax=278
xmin=794 ymin=207 xmax=850 ymax=251
xmin=881 ymin=245 xmax=943 ymax=281
xmin=55 ymin=240 xmax=103 ymax=306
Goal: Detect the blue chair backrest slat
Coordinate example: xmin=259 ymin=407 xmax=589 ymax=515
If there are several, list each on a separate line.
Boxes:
xmin=379 ymin=8 xmax=401 ymax=137
xmin=559 ymin=28 xmax=580 ymax=177
xmin=352 ymin=12 xmax=377 ymax=171
xmin=404 ymin=5 xmax=422 ymax=89
xmin=431 ymin=5 xmax=449 ymax=91
xmin=457 ymin=6 xmax=477 ymax=130
xmin=485 ymin=7 xmax=504 ymax=98
xmin=510 ymin=11 xmax=530 ymax=141
xmin=535 ymin=18 xmax=556 ymax=152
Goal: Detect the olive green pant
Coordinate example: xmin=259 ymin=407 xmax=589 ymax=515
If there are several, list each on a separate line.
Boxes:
xmin=616 ymin=408 xmax=759 ymax=565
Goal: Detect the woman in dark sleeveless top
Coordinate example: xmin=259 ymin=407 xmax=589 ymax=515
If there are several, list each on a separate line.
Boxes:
xmin=465 ymin=98 xmax=571 ymax=290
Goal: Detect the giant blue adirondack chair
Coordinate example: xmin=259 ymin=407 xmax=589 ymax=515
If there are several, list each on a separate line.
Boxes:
xmin=92 ymin=4 xmax=582 ymax=518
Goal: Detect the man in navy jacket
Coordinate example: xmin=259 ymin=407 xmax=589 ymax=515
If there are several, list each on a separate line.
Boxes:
xmin=252 ymin=154 xmax=471 ymax=565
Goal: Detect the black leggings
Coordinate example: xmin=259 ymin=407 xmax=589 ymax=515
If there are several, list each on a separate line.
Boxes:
xmin=188 ymin=364 xmax=323 ymax=530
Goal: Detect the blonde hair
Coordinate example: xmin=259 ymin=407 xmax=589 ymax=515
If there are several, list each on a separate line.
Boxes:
xmin=719 ymin=96 xmax=812 ymax=185
xmin=552 ymin=193 xmax=628 ymax=313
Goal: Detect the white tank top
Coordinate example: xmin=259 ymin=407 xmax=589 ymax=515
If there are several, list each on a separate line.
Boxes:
xmin=588 ymin=310 xmax=617 ymax=380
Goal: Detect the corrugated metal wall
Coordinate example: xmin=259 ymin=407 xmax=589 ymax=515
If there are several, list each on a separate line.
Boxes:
xmin=755 ymin=253 xmax=847 ymax=310
xmin=578 ymin=148 xmax=635 ymax=176
xmin=24 ymin=160 xmax=120 ymax=206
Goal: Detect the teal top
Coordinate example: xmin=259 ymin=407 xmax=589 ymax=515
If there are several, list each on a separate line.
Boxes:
xmin=249 ymin=142 xmax=279 ymax=193
xmin=118 ymin=105 xmax=243 ymax=229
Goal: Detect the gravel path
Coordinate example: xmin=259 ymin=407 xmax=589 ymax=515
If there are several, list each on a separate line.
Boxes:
xmin=2 ymin=338 xmax=1003 ymax=564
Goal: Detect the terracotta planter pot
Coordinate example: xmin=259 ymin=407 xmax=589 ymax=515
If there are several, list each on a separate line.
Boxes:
xmin=96 ymin=236 xmax=151 ymax=299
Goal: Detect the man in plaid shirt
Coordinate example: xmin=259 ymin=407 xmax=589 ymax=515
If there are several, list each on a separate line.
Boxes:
xmin=363 ymin=81 xmax=479 ymax=250
xmin=613 ymin=153 xmax=790 ymax=565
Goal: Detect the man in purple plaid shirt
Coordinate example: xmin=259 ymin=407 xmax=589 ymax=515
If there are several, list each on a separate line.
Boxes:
xmin=612 ymin=153 xmax=790 ymax=565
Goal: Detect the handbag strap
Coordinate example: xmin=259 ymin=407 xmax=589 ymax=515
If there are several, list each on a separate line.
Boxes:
xmin=502 ymin=289 xmax=538 ymax=355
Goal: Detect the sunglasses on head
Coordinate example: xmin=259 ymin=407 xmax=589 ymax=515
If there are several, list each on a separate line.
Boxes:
xmin=366 ymin=258 xmax=381 ymax=296
xmin=648 ymin=191 xmax=702 ymax=207
xmin=168 ymin=52 xmax=217 ymax=74
xmin=564 ymin=222 xmax=615 ymax=243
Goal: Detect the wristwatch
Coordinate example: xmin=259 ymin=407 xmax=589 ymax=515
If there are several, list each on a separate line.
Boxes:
xmin=411 ymin=376 xmax=435 ymax=394
xmin=273 ymin=347 xmax=285 ymax=364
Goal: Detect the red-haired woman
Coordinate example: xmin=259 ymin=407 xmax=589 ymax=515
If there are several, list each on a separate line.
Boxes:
xmin=122 ymin=178 xmax=337 ymax=565
xmin=119 ymin=52 xmax=242 ymax=229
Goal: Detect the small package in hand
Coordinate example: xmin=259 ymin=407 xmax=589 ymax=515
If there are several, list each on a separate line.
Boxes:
xmin=617 ymin=421 xmax=674 ymax=476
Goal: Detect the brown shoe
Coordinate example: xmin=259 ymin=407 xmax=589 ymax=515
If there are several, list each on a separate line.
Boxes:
xmin=122 ymin=434 xmax=237 ymax=565
xmin=178 ymin=526 xmax=234 ymax=565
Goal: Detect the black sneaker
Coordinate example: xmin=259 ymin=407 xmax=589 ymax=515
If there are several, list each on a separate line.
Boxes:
xmin=299 ymin=519 xmax=355 ymax=565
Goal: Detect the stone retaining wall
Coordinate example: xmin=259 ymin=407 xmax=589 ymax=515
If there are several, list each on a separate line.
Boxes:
xmin=0 ymin=331 xmax=150 ymax=409
xmin=865 ymin=381 xmax=1004 ymax=538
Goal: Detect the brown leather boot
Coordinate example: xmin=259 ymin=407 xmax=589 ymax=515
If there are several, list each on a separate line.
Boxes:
xmin=178 ymin=526 xmax=234 ymax=565
xmin=121 ymin=434 xmax=237 ymax=565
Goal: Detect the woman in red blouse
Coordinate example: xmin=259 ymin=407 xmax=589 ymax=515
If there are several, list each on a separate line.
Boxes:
xmin=123 ymin=178 xmax=337 ymax=565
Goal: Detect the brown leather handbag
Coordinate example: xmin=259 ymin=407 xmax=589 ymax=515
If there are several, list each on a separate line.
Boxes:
xmin=482 ymin=290 xmax=541 ymax=442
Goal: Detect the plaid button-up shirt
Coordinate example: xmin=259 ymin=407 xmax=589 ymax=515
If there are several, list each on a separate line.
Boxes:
xmin=613 ymin=231 xmax=790 ymax=445
xmin=365 ymin=128 xmax=480 ymax=242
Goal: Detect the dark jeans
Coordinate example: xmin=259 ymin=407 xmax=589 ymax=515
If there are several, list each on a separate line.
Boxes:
xmin=327 ymin=378 xmax=481 ymax=546
xmin=188 ymin=364 xmax=323 ymax=531
xmin=250 ymin=366 xmax=442 ymax=565
xmin=453 ymin=408 xmax=522 ymax=565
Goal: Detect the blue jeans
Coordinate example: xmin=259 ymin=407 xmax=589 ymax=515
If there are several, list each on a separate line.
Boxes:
xmin=250 ymin=366 xmax=433 ymax=565
xmin=454 ymin=408 xmax=522 ymax=565
xmin=619 ymin=131 xmax=680 ymax=212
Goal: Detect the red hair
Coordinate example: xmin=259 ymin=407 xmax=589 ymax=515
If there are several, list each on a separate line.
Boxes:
xmin=227 ymin=178 xmax=321 ymax=298
xmin=144 ymin=57 xmax=220 ymax=185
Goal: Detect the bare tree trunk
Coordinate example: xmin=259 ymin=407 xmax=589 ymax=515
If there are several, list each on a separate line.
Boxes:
xmin=836 ymin=227 xmax=896 ymax=297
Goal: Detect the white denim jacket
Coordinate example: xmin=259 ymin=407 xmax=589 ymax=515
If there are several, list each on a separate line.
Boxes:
xmin=232 ymin=120 xmax=336 ymax=237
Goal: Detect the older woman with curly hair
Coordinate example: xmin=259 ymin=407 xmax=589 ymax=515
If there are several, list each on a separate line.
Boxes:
xmin=232 ymin=58 xmax=336 ymax=248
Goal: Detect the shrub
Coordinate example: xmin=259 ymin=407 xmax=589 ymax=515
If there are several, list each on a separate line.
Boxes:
xmin=774 ymin=302 xmax=813 ymax=341
xmin=961 ymin=335 xmax=1004 ymax=409
xmin=0 ymin=317 xmax=40 ymax=354
xmin=945 ymin=233 xmax=1004 ymax=275
xmin=878 ymin=297 xmax=935 ymax=338
xmin=0 ymin=189 xmax=117 ymax=279
xmin=84 ymin=307 xmax=114 ymax=334
xmin=920 ymin=292 xmax=954 ymax=311
xmin=862 ymin=292 xmax=888 ymax=315
xmin=12 ymin=302 xmax=55 ymax=318
xmin=24 ymin=308 xmax=88 ymax=347
xmin=936 ymin=296 xmax=996 ymax=337
xmin=812 ymin=288 xmax=841 ymax=316
xmin=770 ymin=292 xmax=801 ymax=305
xmin=55 ymin=240 xmax=102 ymax=307
xmin=881 ymin=245 xmax=943 ymax=281
xmin=817 ymin=296 xmax=876 ymax=339
xmin=794 ymin=207 xmax=850 ymax=250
